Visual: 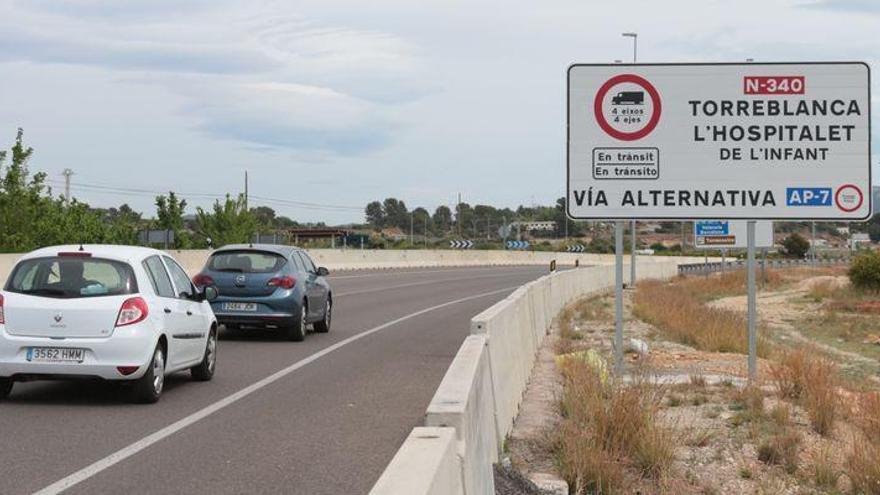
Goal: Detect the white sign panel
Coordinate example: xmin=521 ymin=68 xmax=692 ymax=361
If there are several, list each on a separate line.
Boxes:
xmin=567 ymin=62 xmax=871 ymax=220
xmin=693 ymin=220 xmax=774 ymax=249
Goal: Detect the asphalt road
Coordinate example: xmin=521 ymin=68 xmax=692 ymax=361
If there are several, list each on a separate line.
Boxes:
xmin=0 ymin=265 xmax=554 ymax=495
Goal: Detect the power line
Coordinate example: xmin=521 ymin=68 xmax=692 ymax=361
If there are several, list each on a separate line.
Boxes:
xmin=44 ymin=178 xmax=363 ymax=212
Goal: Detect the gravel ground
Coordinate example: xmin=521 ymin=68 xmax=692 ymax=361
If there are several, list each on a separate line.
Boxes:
xmin=493 ymin=464 xmax=549 ymax=495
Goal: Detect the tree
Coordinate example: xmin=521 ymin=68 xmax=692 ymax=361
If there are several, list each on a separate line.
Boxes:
xmin=251 ymin=206 xmax=276 ymax=228
xmin=455 ymin=202 xmax=473 ymax=236
xmin=275 ymin=215 xmax=299 ymax=228
xmin=432 ymin=205 xmax=452 ymax=234
xmin=553 ymin=197 xmax=583 ymax=237
xmin=0 ymin=128 xmax=110 ymax=252
xmin=104 ymin=204 xmax=142 ymax=245
xmin=45 ymin=200 xmax=108 ymax=246
xmin=866 ymin=213 xmax=880 ymax=242
xmin=382 ymin=198 xmax=409 ymax=230
xmin=782 ymin=233 xmax=810 ymax=258
xmin=365 ymin=201 xmax=384 ymax=229
xmin=0 ymin=128 xmax=41 ymax=251
xmin=195 ymin=194 xmax=258 ymax=247
xmin=155 ymin=192 xmax=187 ymax=249
xmin=412 ymin=207 xmax=430 ymax=238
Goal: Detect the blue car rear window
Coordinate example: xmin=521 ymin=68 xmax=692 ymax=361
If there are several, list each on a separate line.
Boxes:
xmin=208 ymin=251 xmax=286 ymax=274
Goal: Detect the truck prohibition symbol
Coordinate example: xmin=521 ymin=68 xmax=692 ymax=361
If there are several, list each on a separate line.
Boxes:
xmin=611 ymin=91 xmax=645 ymax=105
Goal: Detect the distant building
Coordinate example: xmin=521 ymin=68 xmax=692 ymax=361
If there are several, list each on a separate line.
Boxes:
xmin=380 ymin=227 xmax=407 ymax=241
xmin=851 ymin=233 xmax=871 ymax=250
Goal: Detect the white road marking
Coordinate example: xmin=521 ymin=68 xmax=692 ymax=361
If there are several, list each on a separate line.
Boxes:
xmin=33 ymin=285 xmax=521 ymax=495
xmin=335 ymin=271 xmax=536 ymax=298
xmin=329 ymin=266 xmax=545 ymax=279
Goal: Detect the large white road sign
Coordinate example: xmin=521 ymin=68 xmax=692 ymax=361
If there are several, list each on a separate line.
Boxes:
xmin=567 ymin=62 xmax=871 ymax=220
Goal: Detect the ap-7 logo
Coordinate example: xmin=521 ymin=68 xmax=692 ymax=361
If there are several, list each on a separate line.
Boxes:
xmin=786 ymin=188 xmax=831 ymax=206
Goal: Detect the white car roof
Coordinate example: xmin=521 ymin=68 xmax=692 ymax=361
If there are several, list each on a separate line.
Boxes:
xmin=20 ymin=245 xmax=169 ymax=265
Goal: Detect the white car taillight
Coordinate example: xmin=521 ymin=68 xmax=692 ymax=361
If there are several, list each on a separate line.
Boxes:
xmin=0 ymin=293 xmax=4 ymax=324
xmin=116 ymin=297 xmax=148 ymax=327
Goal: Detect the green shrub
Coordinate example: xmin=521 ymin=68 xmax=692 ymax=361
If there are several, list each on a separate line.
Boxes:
xmin=782 ymin=233 xmax=810 ymax=258
xmin=849 ymin=251 xmax=880 ymax=292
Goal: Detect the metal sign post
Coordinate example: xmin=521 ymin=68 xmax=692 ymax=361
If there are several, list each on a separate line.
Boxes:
xmin=630 ymin=221 xmax=636 ymax=286
xmin=614 ymin=221 xmax=624 ymax=376
xmin=761 ymin=248 xmax=767 ymax=288
xmin=811 ymin=221 xmax=817 ymax=268
xmin=747 ymin=221 xmax=757 ymax=380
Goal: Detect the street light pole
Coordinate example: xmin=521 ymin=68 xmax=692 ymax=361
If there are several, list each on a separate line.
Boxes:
xmin=623 ymin=32 xmax=638 ymax=286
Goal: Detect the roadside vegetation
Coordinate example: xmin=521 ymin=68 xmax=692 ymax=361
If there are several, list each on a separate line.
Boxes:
xmin=631 ymin=271 xmax=781 ymax=356
xmin=0 ymin=128 xmax=263 ymax=251
xmin=554 ymin=361 xmax=675 ymax=493
xmin=534 ymin=264 xmax=880 ymax=494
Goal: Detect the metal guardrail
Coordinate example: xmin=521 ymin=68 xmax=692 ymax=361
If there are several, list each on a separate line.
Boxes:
xmin=678 ymin=257 xmax=850 ymax=275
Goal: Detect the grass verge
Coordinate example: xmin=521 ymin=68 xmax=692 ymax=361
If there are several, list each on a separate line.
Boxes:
xmin=633 ymin=278 xmax=771 ymax=356
xmin=554 ymin=359 xmax=676 ymax=493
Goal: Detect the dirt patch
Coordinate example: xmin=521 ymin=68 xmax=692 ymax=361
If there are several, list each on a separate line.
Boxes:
xmin=506 ymin=332 xmax=563 ymax=477
xmin=708 ymin=272 xmax=880 ymax=383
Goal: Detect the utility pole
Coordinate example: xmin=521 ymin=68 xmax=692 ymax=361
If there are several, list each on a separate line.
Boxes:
xmin=811 ymin=221 xmax=817 ymax=267
xmin=61 ymin=168 xmax=74 ymax=202
xmin=244 ymin=170 xmax=249 ymax=210
xmin=457 ymin=193 xmax=462 ymax=237
xmin=410 ymin=212 xmax=414 ymax=246
xmin=565 ymin=212 xmax=569 ymax=242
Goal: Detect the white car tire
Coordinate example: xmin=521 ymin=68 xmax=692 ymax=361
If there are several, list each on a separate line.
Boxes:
xmin=191 ymin=329 xmax=217 ymax=381
xmin=132 ymin=344 xmax=165 ymax=404
xmin=0 ymin=378 xmax=12 ymax=400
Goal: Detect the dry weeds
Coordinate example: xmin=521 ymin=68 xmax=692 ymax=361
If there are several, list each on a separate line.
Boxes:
xmin=555 ymin=359 xmax=676 ymax=493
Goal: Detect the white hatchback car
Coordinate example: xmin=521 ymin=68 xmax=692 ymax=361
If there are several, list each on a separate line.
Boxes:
xmin=0 ymin=245 xmax=219 ymax=403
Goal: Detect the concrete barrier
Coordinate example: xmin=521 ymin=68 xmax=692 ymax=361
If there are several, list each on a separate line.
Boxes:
xmin=369 ymin=427 xmax=464 ymax=495
xmin=0 ymin=248 xmax=711 ymax=282
xmin=372 ymin=259 xmax=688 ymax=495
xmin=425 ymin=335 xmax=497 ymax=495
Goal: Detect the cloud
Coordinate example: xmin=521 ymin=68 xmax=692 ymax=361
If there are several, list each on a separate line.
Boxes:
xmin=0 ymin=0 xmax=429 ymax=154
xmin=15 ymin=0 xmax=225 ymax=21
xmin=0 ymin=25 xmax=274 ymax=74
xmin=171 ymin=79 xmax=396 ymax=154
xmin=799 ymin=0 xmax=880 ymax=13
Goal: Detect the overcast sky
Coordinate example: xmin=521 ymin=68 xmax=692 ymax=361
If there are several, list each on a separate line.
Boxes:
xmin=0 ymin=0 xmax=877 ymax=223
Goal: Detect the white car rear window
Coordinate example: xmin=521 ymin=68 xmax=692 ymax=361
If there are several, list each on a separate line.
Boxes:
xmin=5 ymin=256 xmax=138 ymax=298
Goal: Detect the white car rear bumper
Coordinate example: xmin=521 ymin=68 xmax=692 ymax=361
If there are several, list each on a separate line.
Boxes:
xmin=0 ymin=325 xmax=158 ymax=381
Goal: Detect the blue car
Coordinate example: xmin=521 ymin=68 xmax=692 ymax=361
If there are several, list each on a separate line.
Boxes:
xmin=193 ymin=245 xmax=332 ymax=341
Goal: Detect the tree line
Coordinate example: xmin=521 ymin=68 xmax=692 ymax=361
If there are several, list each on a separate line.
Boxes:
xmin=364 ymin=197 xmax=586 ymax=239
xmin=0 ymin=129 xmax=298 ymax=253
